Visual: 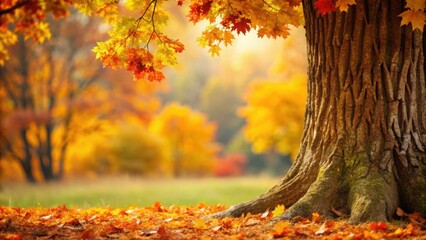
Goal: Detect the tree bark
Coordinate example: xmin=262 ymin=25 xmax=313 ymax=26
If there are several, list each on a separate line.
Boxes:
xmin=212 ymin=0 xmax=425 ymax=222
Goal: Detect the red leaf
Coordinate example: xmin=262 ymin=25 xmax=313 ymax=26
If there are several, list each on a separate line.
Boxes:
xmin=157 ymin=225 xmax=170 ymax=240
xmin=188 ymin=0 xmax=212 ymax=22
xmin=315 ymin=0 xmax=336 ymax=15
xmin=370 ymin=221 xmax=387 ymax=231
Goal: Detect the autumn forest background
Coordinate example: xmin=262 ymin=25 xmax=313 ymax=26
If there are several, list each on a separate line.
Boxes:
xmin=0 ymin=3 xmax=307 ymax=207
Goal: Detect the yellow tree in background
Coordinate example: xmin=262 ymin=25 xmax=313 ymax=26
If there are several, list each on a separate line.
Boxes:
xmin=67 ymin=121 xmax=173 ymax=177
xmin=150 ymin=103 xmax=220 ymax=177
xmin=239 ymin=74 xmax=307 ymax=161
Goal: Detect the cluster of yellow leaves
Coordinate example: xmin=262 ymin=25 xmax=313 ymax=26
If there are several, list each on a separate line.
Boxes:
xmin=399 ymin=0 xmax=426 ymax=30
xmin=73 ymin=0 xmax=184 ymax=81
xmin=239 ymin=74 xmax=307 ymax=160
xmin=0 ymin=203 xmax=424 ymax=239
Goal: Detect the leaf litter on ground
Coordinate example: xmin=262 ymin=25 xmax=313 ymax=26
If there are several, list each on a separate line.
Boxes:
xmin=0 ymin=202 xmax=425 ymax=239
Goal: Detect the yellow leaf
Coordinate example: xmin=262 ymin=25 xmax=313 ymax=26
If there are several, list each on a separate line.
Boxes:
xmin=335 ymin=0 xmax=356 ymax=12
xmin=405 ymin=0 xmax=426 ymax=11
xmin=399 ymin=9 xmax=426 ymax=31
xmin=193 ymin=219 xmax=208 ymax=229
xmin=272 ymin=205 xmax=285 ymax=218
xmin=208 ymin=45 xmax=221 ymax=57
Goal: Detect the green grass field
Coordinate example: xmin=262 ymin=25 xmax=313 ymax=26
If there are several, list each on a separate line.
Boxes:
xmin=0 ymin=177 xmax=278 ymax=208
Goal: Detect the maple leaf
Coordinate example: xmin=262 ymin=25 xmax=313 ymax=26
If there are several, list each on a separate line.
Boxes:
xmin=231 ymin=17 xmax=251 ymax=35
xmin=405 ymin=0 xmax=426 ymax=11
xmin=153 ymin=201 xmax=166 ymax=212
xmin=315 ymin=0 xmax=336 ymax=15
xmin=399 ymin=9 xmax=426 ymax=31
xmin=370 ymin=221 xmax=387 ymax=231
xmin=272 ymin=204 xmax=285 ymax=218
xmin=156 ymin=225 xmax=170 ymax=240
xmin=311 ymin=212 xmax=322 ymax=223
xmin=315 ymin=220 xmax=334 ymax=235
xmin=273 ymin=221 xmax=290 ymax=237
xmin=193 ymin=219 xmax=208 ymax=229
xmin=188 ymin=0 xmax=213 ymax=23
xmin=335 ymin=0 xmax=356 ymax=12
xmin=222 ymin=31 xmax=234 ymax=46
xmin=286 ymin=0 xmax=302 ymax=7
xmin=208 ymin=45 xmax=221 ymax=57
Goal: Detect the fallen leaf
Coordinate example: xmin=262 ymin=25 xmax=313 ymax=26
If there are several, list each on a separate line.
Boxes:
xmin=260 ymin=211 xmax=269 ymax=219
xmin=272 ymin=205 xmax=285 ymax=218
xmin=40 ymin=214 xmax=53 ymax=220
xmin=370 ymin=221 xmax=387 ymax=231
xmin=212 ymin=226 xmax=222 ymax=231
xmin=315 ymin=221 xmax=334 ymax=235
xmin=193 ymin=219 xmax=208 ymax=229
xmin=312 ymin=212 xmax=322 ymax=223
xmin=157 ymin=225 xmax=169 ymax=240
xmin=245 ymin=218 xmax=260 ymax=226
xmin=331 ymin=207 xmax=345 ymax=217
xmin=273 ymin=221 xmax=290 ymax=237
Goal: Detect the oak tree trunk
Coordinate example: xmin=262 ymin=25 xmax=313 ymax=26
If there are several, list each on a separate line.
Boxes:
xmin=213 ymin=0 xmax=426 ymax=223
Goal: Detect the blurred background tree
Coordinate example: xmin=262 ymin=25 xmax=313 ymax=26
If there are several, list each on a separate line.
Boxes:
xmin=149 ymin=103 xmax=220 ymax=177
xmin=0 ymin=12 xmax=161 ymax=182
xmin=239 ymin=75 xmax=307 ymax=173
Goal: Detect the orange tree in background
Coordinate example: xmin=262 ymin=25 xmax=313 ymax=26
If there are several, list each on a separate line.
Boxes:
xmin=239 ymin=74 xmax=307 ymax=162
xmin=1 ymin=0 xmax=425 ymax=222
xmin=149 ymin=103 xmax=220 ymax=177
xmin=0 ymin=14 xmax=107 ymax=182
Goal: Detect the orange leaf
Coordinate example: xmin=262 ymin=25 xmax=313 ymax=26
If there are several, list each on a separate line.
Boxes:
xmin=193 ymin=219 xmax=208 ymax=229
xmin=335 ymin=0 xmax=356 ymax=12
xmin=396 ymin=207 xmax=407 ymax=217
xmin=273 ymin=221 xmax=290 ymax=237
xmin=312 ymin=212 xmax=322 ymax=223
xmin=399 ymin=9 xmax=426 ymax=31
xmin=157 ymin=225 xmax=169 ymax=240
xmin=405 ymin=0 xmax=426 ymax=11
xmin=153 ymin=201 xmax=166 ymax=212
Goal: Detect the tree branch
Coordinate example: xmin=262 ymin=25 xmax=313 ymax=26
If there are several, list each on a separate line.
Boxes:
xmin=0 ymin=0 xmax=30 ymax=16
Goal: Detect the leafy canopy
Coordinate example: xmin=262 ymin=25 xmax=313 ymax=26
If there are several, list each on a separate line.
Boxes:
xmin=0 ymin=0 xmax=425 ymax=81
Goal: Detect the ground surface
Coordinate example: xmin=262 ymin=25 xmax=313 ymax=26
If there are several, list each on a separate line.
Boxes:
xmin=0 ymin=203 xmax=425 ymax=239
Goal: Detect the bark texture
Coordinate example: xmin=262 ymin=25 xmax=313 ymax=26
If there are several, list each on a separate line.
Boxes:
xmin=212 ymin=0 xmax=426 ymax=223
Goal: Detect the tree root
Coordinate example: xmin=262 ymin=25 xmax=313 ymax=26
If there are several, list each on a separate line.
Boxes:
xmin=209 ymin=157 xmax=401 ymax=224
